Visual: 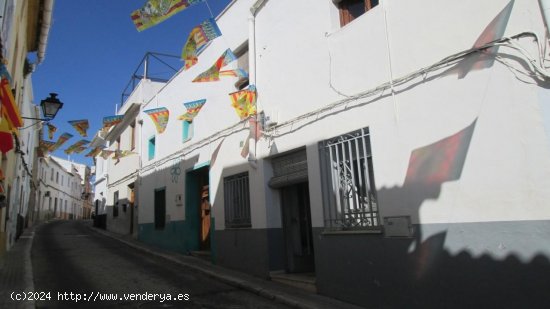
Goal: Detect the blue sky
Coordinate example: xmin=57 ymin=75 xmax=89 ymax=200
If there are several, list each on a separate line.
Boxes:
xmin=32 ymin=0 xmax=232 ymax=166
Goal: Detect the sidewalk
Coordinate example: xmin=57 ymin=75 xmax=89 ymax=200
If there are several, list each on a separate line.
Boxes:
xmin=86 ymin=222 xmax=364 ymax=309
xmin=0 ymin=225 xmax=36 ymax=309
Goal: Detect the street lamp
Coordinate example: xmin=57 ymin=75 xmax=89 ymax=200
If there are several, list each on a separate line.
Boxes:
xmin=22 ymin=93 xmax=63 ymax=121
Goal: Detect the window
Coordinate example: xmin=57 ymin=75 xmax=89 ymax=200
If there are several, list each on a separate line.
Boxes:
xmin=223 ymin=172 xmax=251 ymax=228
xmin=235 ymin=44 xmax=249 ymax=90
xmin=148 ymin=136 xmax=156 ymax=161
xmin=154 ymin=188 xmax=166 ymax=230
xmin=113 ymin=190 xmax=119 ymax=217
xmin=51 ymin=168 xmax=54 ymax=181
xmin=61 ymin=175 xmax=64 ymax=186
xmin=56 ymin=172 xmax=59 ymax=184
xmin=130 ymin=121 xmax=136 ymax=150
xmin=182 ymin=121 xmax=193 ymax=142
xmin=338 ymin=0 xmax=379 ymax=27
xmin=320 ymin=127 xmax=379 ymax=230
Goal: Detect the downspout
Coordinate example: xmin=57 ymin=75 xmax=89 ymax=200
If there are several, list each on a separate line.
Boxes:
xmin=37 ymin=0 xmax=54 ymax=64
xmin=539 ymin=0 xmax=550 ymax=34
xmin=248 ymin=0 xmax=268 ymax=167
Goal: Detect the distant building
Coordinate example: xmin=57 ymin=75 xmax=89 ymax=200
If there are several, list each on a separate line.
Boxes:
xmin=35 ymin=156 xmax=88 ymax=220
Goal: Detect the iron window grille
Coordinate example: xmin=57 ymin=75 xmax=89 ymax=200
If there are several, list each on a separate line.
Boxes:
xmin=224 ymin=172 xmax=252 ymax=228
xmin=320 ymin=127 xmax=379 ymax=231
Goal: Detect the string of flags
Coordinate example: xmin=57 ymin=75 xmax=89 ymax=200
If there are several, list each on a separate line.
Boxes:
xmin=37 ymin=0 xmax=261 ymax=162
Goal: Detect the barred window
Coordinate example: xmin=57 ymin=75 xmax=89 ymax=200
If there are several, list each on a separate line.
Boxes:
xmin=224 ymin=172 xmax=251 ymax=228
xmin=320 ymin=127 xmax=379 ymax=231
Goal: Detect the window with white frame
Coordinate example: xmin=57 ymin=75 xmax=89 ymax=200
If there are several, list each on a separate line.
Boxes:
xmin=223 ymin=172 xmax=251 ymax=228
xmin=319 ymin=127 xmax=379 ymax=231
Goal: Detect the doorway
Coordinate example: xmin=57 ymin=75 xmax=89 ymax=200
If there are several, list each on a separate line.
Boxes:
xmin=281 ymin=182 xmax=315 ymax=273
xmin=185 ymin=165 xmax=210 ymax=251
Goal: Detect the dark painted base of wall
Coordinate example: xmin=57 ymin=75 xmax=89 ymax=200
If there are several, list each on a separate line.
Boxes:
xmin=138 ymin=221 xmax=199 ymax=254
xmin=314 ymin=221 xmax=550 ymax=308
xmin=214 ymin=228 xmax=284 ymax=278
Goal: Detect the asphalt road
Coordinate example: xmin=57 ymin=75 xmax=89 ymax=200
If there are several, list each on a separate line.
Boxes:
xmin=31 ymin=220 xmax=290 ymax=309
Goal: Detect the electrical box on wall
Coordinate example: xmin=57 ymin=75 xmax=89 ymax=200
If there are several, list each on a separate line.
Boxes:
xmin=384 ymin=216 xmax=413 ymax=237
xmin=175 ymin=194 xmax=183 ymax=206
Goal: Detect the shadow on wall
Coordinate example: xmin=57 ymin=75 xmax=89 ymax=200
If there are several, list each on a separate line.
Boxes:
xmin=334 ymin=119 xmax=550 ymax=308
xmin=134 ymin=154 xmax=201 ymax=254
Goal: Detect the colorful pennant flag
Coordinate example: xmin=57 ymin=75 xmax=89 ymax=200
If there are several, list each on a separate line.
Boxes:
xmin=100 ymin=150 xmax=115 ymax=160
xmin=64 ymin=139 xmax=90 ymax=155
xmin=131 ymin=0 xmax=205 ymax=32
xmin=46 ymin=123 xmax=57 ymax=140
xmin=85 ymin=146 xmax=105 ymax=158
xmin=113 ymin=150 xmax=138 ymax=160
xmin=182 ymin=18 xmax=222 ymax=70
xmin=39 ymin=140 xmax=56 ymax=153
xmin=248 ymin=117 xmax=263 ymax=141
xmin=68 ymin=119 xmax=89 ymax=137
xmin=51 ymin=133 xmax=73 ymax=152
xmin=229 ymin=85 xmax=257 ymax=120
xmin=73 ymin=146 xmax=87 ymax=154
xmin=219 ymin=69 xmax=248 ymax=78
xmin=144 ymin=107 xmax=169 ymax=134
xmin=192 ymin=49 xmax=237 ymax=83
xmin=0 ymin=78 xmax=23 ymax=129
xmin=177 ymin=99 xmax=206 ymax=122
xmin=102 ymin=115 xmax=124 ymax=130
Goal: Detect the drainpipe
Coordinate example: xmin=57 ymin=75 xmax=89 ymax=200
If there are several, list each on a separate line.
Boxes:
xmin=540 ymin=0 xmax=550 ymax=34
xmin=248 ymin=0 xmax=268 ymax=167
xmin=37 ymin=0 xmax=54 ymax=64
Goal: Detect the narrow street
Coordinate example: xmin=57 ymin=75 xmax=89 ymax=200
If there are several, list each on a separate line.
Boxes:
xmin=31 ymin=221 xmax=290 ymax=309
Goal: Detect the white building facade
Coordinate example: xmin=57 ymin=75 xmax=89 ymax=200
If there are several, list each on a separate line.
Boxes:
xmin=93 ymin=0 xmax=550 ymax=306
xmin=36 ymin=156 xmax=86 ymax=220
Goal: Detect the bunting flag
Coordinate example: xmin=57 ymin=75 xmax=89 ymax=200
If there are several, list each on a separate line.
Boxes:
xmin=219 ymin=69 xmax=248 ymax=78
xmin=113 ymin=150 xmax=138 ymax=160
xmin=46 ymin=123 xmax=57 ymax=140
xmin=248 ymin=117 xmax=263 ymax=141
xmin=0 ymin=78 xmax=23 ymax=129
xmin=177 ymin=99 xmax=206 ymax=122
xmin=182 ymin=18 xmax=222 ymax=70
xmin=229 ymin=85 xmax=257 ymax=120
xmin=131 ymin=0 xmax=205 ymax=32
xmin=102 ymin=115 xmax=124 ymax=130
xmin=0 ymin=119 xmax=13 ymax=154
xmin=144 ymin=107 xmax=169 ymax=134
xmin=39 ymin=140 xmax=56 ymax=153
xmin=85 ymin=146 xmax=105 ymax=158
xmin=100 ymin=150 xmax=115 ymax=160
xmin=68 ymin=119 xmax=89 ymax=137
xmin=51 ymin=133 xmax=73 ymax=152
xmin=73 ymin=146 xmax=88 ymax=154
xmin=64 ymin=139 xmax=90 ymax=155
xmin=192 ymin=49 xmax=237 ymax=83
xmin=240 ymin=138 xmax=250 ymax=158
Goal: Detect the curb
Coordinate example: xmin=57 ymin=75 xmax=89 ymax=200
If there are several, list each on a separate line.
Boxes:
xmin=85 ymin=225 xmax=322 ymax=309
